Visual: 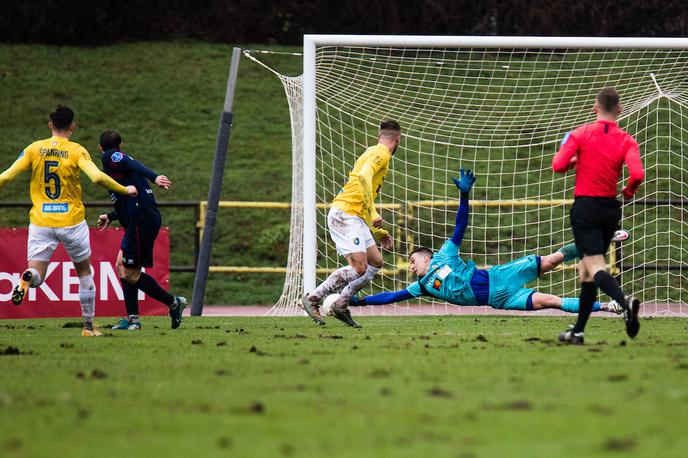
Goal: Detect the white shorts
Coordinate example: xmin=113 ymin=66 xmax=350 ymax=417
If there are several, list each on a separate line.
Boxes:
xmin=328 ymin=207 xmax=375 ymax=256
xmin=27 ymin=220 xmax=91 ymax=263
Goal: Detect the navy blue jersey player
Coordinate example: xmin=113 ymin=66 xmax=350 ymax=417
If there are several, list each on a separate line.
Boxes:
xmin=95 ymin=129 xmax=186 ymax=330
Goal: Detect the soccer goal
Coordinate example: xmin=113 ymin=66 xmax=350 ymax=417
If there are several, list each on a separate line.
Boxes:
xmin=263 ymin=36 xmax=688 ymax=317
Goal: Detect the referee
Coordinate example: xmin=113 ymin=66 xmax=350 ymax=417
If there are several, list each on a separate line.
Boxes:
xmin=552 ymin=87 xmax=644 ymax=345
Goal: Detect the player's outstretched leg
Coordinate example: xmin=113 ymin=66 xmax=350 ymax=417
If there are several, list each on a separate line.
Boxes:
xmin=134 ymin=272 xmax=185 ymax=329
xmin=538 ymin=244 xmax=580 ymax=276
xmin=559 ymin=297 xmax=623 ymax=314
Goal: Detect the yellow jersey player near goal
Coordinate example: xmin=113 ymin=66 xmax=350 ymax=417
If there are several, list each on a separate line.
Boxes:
xmin=301 ymin=120 xmax=399 ymax=328
xmin=0 ymin=106 xmax=137 ymax=336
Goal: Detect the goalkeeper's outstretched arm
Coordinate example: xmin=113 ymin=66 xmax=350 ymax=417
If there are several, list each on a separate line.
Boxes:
xmin=351 ymin=289 xmax=415 ymax=306
xmin=450 ymin=168 xmax=476 ymax=248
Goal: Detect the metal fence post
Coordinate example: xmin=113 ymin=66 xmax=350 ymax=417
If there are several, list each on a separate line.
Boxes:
xmin=191 ymin=47 xmax=242 ymax=316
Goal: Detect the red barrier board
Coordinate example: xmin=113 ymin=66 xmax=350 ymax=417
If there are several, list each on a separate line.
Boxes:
xmin=0 ymin=227 xmax=170 ymax=318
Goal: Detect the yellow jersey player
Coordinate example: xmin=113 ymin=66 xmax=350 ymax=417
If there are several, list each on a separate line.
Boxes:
xmin=301 ymin=120 xmax=400 ymax=327
xmin=0 ymin=106 xmax=137 ymax=336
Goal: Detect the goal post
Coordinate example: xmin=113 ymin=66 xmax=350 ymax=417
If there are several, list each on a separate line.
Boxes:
xmin=269 ymin=35 xmax=688 ymax=316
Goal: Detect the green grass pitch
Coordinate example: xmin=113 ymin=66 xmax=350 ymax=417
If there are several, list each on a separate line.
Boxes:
xmin=1 ymin=316 xmax=687 ymax=457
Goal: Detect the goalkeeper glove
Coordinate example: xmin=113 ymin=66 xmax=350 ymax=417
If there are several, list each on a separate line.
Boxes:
xmin=452 ymin=168 xmax=476 ymax=193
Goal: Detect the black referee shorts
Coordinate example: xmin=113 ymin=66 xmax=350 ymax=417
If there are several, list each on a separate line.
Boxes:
xmin=570 ymin=196 xmax=622 ymax=257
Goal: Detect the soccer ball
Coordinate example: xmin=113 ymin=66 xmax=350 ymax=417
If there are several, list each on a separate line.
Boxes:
xmin=322 ymin=293 xmax=340 ymax=316
xmin=612 ymin=229 xmax=630 ymax=242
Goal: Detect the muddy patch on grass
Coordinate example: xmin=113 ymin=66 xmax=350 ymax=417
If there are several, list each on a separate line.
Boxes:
xmin=217 ymin=436 xmax=233 ymax=449
xmin=589 ymin=404 xmax=614 ymax=416
xmin=607 ymin=374 xmax=628 ymax=382
xmin=249 ymin=346 xmax=268 ymax=356
xmin=603 ymin=437 xmax=637 ymax=451
xmin=427 ymin=387 xmax=452 ymax=398
xmin=1 ymin=346 xmax=33 ymax=356
xmin=62 ymin=322 xmax=83 ymax=328
xmin=485 ymin=400 xmax=532 ymax=411
xmin=369 ymin=368 xmax=391 ymax=378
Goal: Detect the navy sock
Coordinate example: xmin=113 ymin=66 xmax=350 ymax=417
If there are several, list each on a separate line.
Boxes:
xmin=572 ymin=282 xmax=597 ymax=334
xmin=135 ymin=273 xmax=174 ymax=307
xmin=593 ymin=271 xmax=626 ymax=307
xmin=121 ymin=279 xmax=140 ymax=316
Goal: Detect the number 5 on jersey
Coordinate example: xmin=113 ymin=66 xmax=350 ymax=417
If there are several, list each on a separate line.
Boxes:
xmin=44 ymin=161 xmax=61 ymax=199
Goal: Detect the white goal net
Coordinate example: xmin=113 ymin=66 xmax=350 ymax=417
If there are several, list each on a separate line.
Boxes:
xmin=261 ymin=36 xmax=688 ymax=317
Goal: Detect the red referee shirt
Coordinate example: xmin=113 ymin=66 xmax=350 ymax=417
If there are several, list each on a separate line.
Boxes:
xmin=552 ymin=120 xmax=644 ymax=198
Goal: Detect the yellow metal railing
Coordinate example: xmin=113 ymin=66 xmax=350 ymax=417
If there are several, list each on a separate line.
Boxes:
xmin=196 ymin=199 xmax=605 ymax=275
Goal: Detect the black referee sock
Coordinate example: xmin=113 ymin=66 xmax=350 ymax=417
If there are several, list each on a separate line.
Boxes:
xmin=135 ymin=273 xmax=174 ymax=307
xmin=593 ymin=271 xmax=626 ymax=308
xmin=572 ymin=282 xmax=597 ymax=334
xmin=121 ymin=279 xmax=140 ymax=316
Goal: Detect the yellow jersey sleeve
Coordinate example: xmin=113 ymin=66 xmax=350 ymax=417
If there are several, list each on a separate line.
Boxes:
xmin=0 ymin=149 xmax=32 ymax=190
xmin=77 ymin=151 xmax=129 ymax=195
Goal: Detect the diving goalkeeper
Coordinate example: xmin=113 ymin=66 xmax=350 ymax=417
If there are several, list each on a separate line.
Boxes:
xmin=350 ymin=168 xmax=621 ymax=315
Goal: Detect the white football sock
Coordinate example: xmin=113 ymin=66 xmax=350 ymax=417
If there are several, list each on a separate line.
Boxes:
xmin=337 ymin=265 xmax=380 ymax=306
xmin=309 ymin=266 xmax=358 ymax=301
xmin=78 ymin=274 xmax=96 ymax=327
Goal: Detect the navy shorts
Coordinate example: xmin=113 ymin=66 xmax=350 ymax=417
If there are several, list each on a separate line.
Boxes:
xmin=121 ymin=212 xmax=161 ymax=268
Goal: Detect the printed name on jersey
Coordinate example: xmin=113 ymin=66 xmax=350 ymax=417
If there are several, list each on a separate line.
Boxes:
xmin=437 ymin=265 xmax=452 ymax=280
xmin=42 ymin=203 xmax=69 ymax=213
xmin=39 ymin=148 xmax=68 ymax=159
xmin=111 ymin=152 xmax=124 ymax=162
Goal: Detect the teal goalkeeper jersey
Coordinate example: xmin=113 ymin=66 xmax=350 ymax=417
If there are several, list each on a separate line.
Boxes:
xmin=407 ymin=240 xmax=479 ymax=306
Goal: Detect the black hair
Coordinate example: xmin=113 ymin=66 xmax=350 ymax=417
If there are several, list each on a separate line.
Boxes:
xmin=99 ymin=129 xmax=122 ymax=151
xmin=596 ymin=87 xmax=620 ymax=113
xmin=50 ymin=106 xmax=74 ymax=130
xmin=409 ymin=246 xmax=433 ymax=258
